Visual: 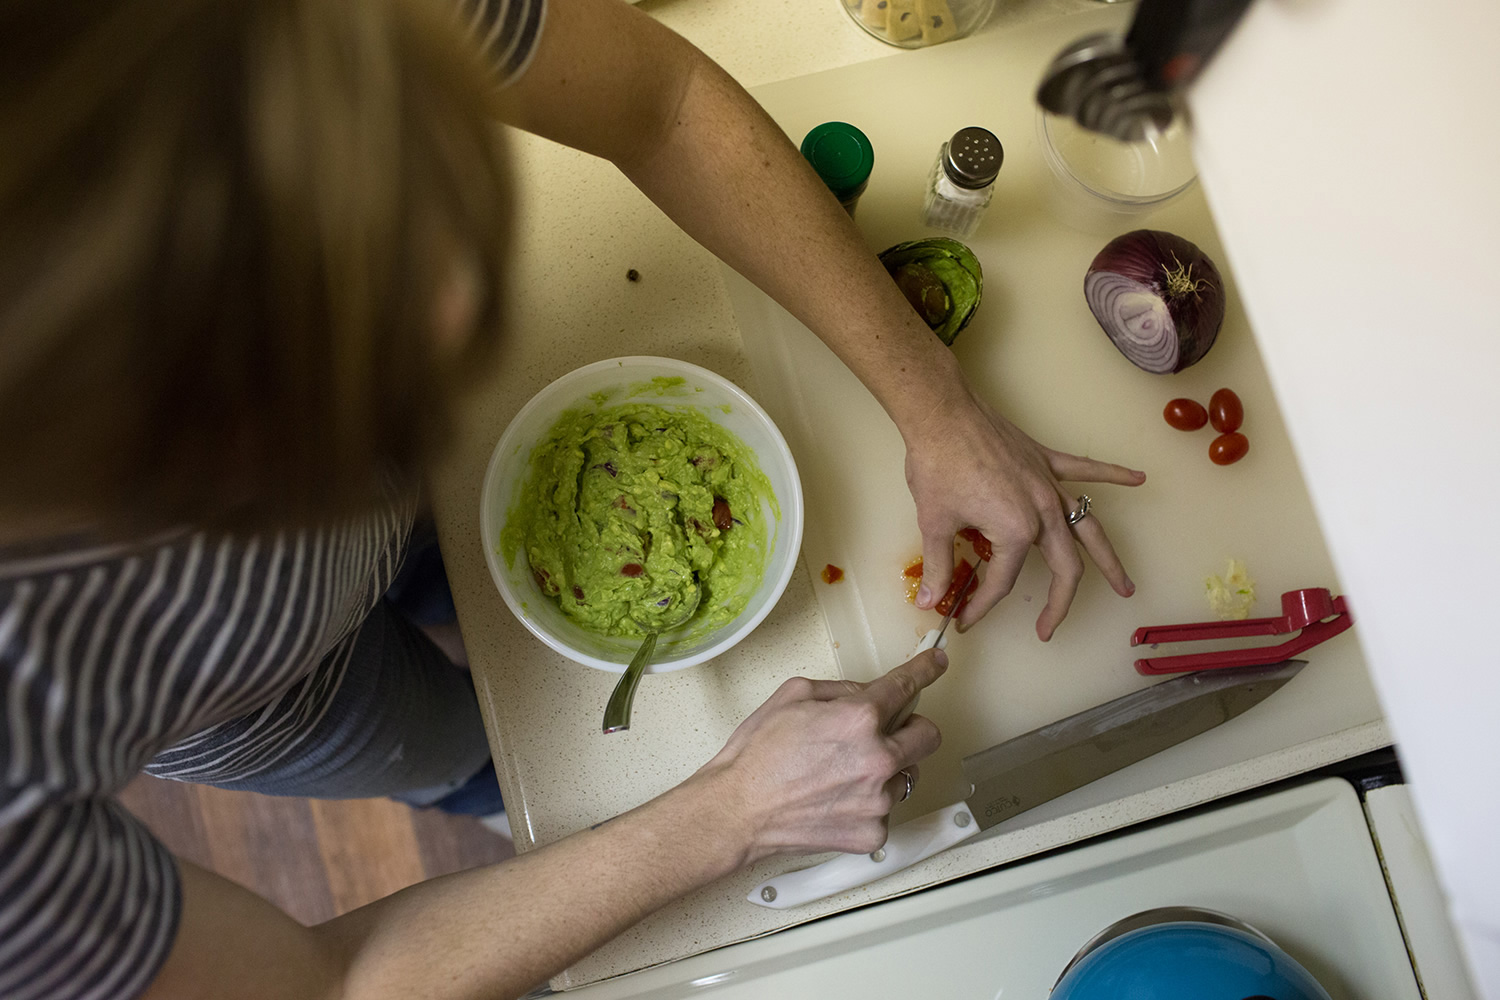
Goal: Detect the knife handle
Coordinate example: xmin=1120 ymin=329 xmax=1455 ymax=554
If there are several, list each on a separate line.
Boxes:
xmin=747 ymin=802 xmax=981 ymax=910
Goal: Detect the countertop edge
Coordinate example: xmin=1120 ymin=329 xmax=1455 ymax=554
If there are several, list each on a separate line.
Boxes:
xmin=552 ymin=718 xmax=1392 ymax=989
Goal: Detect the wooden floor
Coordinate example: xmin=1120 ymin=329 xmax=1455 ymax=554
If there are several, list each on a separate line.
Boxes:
xmin=120 ymin=774 xmax=514 ymax=925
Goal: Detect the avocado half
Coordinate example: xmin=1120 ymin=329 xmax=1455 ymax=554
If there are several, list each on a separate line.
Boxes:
xmin=878 ymin=238 xmax=983 ymax=347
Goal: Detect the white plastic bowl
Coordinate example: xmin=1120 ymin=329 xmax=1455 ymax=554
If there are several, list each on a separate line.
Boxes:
xmin=480 ymin=357 xmax=804 ymax=673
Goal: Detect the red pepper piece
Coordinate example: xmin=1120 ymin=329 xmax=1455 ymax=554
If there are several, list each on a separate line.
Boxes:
xmin=620 ymin=563 xmax=644 ymax=578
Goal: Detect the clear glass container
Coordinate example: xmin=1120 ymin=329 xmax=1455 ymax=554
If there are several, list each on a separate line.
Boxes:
xmin=1036 ymin=108 xmax=1198 ymax=233
xmin=840 ymin=0 xmax=996 ymax=48
xmin=921 ymin=126 xmax=1003 ymax=238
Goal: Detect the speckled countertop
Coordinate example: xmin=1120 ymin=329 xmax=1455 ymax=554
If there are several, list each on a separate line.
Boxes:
xmin=427 ymin=0 xmax=1389 ymax=990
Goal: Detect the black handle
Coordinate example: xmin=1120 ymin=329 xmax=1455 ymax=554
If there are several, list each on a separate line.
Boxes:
xmin=1126 ymin=0 xmax=1258 ymax=91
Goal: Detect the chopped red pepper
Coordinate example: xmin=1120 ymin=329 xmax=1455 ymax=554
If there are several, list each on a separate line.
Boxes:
xmin=620 ymin=563 xmax=644 ymax=578
xmin=712 ymin=497 xmax=732 ymax=532
xmin=821 ymin=564 xmax=844 ymax=584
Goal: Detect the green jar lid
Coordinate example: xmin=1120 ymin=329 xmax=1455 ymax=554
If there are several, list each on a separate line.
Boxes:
xmin=800 ymin=121 xmax=875 ymax=201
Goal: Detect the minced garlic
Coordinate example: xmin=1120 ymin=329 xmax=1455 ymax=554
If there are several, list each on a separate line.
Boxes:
xmin=1205 ymin=558 xmax=1256 ymax=620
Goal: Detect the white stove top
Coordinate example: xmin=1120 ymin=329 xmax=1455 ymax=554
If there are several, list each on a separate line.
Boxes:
xmin=565 ymin=779 xmax=1449 ymax=998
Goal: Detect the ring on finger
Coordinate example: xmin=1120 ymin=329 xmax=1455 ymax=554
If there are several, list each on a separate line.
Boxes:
xmin=896 ymin=768 xmax=915 ymax=803
xmin=1066 ymin=494 xmax=1092 ymax=526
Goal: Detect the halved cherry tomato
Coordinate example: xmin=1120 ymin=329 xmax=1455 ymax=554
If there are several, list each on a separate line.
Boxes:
xmin=1209 ymin=432 xmax=1250 ymax=466
xmin=902 ymin=558 xmax=924 ymax=603
xmin=1209 ymin=388 xmax=1244 ymax=433
xmin=958 ymin=527 xmax=994 ymax=562
xmin=1163 ymin=397 xmax=1209 ymax=431
xmin=933 ymin=558 xmax=976 ymax=617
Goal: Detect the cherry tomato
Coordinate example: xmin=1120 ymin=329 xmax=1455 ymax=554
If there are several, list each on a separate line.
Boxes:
xmin=933 ymin=558 xmax=976 ymax=617
xmin=1209 ymin=432 xmax=1250 ymax=466
xmin=902 ymin=558 xmax=924 ymax=603
xmin=1163 ymin=398 xmax=1209 ymax=431
xmin=1209 ymin=388 xmax=1244 ymax=433
xmin=958 ymin=526 xmax=994 ymax=562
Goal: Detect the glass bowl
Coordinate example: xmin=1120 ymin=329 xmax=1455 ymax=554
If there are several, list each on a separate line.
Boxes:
xmin=840 ymin=0 xmax=996 ymax=48
xmin=1038 ymin=108 xmax=1198 ymax=227
xmin=481 ymin=357 xmax=804 ymax=674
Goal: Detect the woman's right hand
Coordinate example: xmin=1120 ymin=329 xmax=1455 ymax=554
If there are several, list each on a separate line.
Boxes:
xmin=695 ymin=649 xmax=948 ymax=863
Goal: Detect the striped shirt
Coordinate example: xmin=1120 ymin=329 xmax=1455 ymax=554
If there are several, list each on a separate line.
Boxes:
xmin=0 ymin=3 xmax=544 ymax=998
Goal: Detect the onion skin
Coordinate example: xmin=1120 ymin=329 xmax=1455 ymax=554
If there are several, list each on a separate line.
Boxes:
xmin=1084 ymin=230 xmax=1226 ymax=374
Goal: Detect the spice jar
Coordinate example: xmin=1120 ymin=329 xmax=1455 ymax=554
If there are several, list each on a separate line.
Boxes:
xmin=922 ymin=126 xmax=1003 ymax=237
xmin=840 ymin=0 xmax=996 ymax=49
xmin=801 ymin=121 xmax=875 ymax=216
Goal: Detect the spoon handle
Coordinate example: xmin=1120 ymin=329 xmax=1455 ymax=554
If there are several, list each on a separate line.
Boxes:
xmin=603 ymin=631 xmax=658 ymax=734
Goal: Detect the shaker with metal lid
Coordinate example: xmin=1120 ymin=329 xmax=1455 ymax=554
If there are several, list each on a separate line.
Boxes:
xmin=922 ymin=126 xmax=1003 ymax=237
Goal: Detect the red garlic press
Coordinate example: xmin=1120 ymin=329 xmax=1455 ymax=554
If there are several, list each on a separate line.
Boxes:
xmin=1132 ymin=587 xmax=1354 ymax=676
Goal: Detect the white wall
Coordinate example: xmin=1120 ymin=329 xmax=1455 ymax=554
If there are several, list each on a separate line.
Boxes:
xmin=1188 ymin=0 xmax=1500 ymax=993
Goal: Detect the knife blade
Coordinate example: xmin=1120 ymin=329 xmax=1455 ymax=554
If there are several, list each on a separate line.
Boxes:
xmin=888 ymin=573 xmax=981 ymax=733
xmin=748 ymin=659 xmax=1305 ymax=909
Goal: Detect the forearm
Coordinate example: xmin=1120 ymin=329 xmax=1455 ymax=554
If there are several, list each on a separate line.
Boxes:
xmin=617 ymin=51 xmax=967 ymax=440
xmin=498 ymin=0 xmax=966 ymax=441
xmin=145 ymin=772 xmax=751 ymax=1000
xmin=323 ymin=771 xmax=748 ymax=1000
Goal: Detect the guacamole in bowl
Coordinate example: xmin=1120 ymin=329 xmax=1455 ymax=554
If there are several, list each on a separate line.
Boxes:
xmin=502 ymin=401 xmax=775 ymax=641
xmin=482 ymin=358 xmax=803 ymax=673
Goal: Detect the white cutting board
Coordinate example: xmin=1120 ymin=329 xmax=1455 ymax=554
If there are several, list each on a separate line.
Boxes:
xmin=726 ymin=5 xmax=1384 ymax=827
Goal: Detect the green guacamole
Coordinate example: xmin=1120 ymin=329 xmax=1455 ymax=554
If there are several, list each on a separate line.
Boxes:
xmin=500 ymin=401 xmax=777 ymax=640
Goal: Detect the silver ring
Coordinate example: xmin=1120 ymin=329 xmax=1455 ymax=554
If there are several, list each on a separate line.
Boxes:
xmin=1066 ymin=494 xmax=1092 ymax=526
xmin=896 ymin=769 xmax=914 ymax=803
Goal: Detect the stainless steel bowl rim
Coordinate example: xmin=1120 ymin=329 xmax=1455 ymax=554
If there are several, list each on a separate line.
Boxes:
xmin=1051 ymin=906 xmax=1276 ymax=990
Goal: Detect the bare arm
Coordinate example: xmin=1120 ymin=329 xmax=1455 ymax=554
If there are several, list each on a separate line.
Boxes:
xmin=499 ymin=0 xmax=1144 ymax=640
xmin=141 ymin=652 xmax=947 ymax=1000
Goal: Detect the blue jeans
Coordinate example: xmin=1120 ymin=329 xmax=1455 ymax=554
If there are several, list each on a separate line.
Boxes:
xmin=197 ymin=598 xmax=502 ymax=813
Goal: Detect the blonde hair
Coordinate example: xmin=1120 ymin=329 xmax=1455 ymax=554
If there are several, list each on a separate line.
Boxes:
xmin=0 ymin=0 xmax=514 ymax=533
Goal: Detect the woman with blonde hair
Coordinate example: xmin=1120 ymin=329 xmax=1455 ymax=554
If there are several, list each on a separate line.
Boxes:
xmin=0 ymin=1 xmax=1141 ymax=997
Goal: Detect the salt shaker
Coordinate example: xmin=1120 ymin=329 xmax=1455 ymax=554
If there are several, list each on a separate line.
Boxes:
xmin=922 ymin=126 xmax=1003 ymax=237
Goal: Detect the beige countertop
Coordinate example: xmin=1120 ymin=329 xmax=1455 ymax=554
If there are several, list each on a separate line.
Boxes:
xmin=428 ymin=0 xmax=1388 ymax=990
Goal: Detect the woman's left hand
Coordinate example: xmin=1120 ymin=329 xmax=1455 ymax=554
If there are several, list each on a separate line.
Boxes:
xmin=903 ymin=385 xmax=1146 ymax=640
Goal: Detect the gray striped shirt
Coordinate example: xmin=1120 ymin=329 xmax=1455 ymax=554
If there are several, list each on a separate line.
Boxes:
xmin=0 ymin=2 xmax=544 ymax=997
xmin=1 ymin=500 xmax=415 ymax=1000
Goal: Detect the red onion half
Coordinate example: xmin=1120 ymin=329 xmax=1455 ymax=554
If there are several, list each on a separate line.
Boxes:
xmin=1084 ymin=230 xmax=1225 ymax=374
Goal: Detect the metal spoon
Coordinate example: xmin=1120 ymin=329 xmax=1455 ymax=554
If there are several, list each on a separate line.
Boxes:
xmin=602 ymin=583 xmax=701 ymax=734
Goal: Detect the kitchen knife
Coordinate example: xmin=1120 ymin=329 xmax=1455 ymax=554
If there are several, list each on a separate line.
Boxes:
xmin=887 ymin=573 xmax=980 ymax=733
xmin=749 ymin=659 xmax=1305 ymax=909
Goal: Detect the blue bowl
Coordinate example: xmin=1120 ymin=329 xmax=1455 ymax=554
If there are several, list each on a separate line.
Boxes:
xmin=1053 ymin=921 xmax=1332 ymax=1000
